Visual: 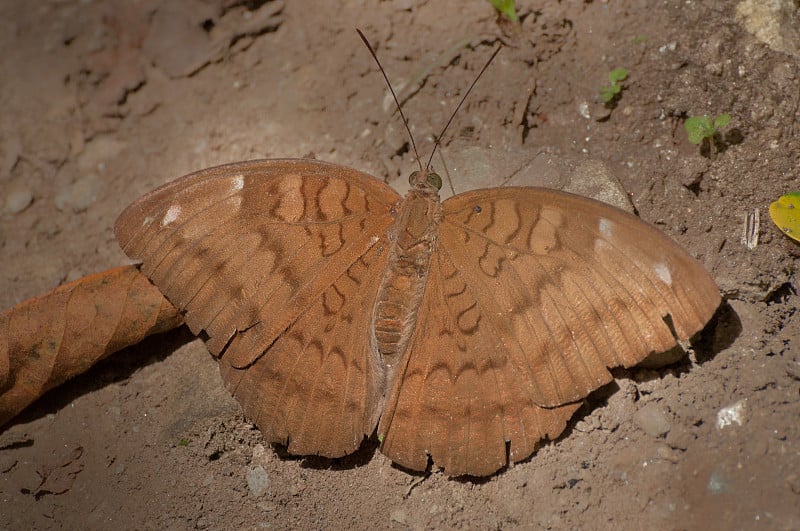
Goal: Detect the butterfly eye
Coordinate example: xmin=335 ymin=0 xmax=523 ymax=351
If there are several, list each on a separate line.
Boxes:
xmin=427 ymin=172 xmax=442 ymax=190
xmin=408 ymin=171 xmax=419 ymax=185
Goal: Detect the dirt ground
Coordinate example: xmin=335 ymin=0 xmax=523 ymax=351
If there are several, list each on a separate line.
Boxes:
xmin=1 ymin=0 xmax=799 ymax=529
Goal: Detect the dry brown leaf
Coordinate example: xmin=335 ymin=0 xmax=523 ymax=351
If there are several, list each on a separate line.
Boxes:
xmin=0 ymin=265 xmax=182 ymax=427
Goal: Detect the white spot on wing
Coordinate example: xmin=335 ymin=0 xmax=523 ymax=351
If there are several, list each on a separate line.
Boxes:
xmin=599 ymin=218 xmax=613 ymax=238
xmin=594 ymin=219 xmax=614 ymax=254
xmin=161 ymin=205 xmax=181 ymax=227
xmin=594 ymin=236 xmax=609 ymax=255
xmin=654 ymin=262 xmax=672 ymax=286
xmin=232 ymin=174 xmax=244 ymax=191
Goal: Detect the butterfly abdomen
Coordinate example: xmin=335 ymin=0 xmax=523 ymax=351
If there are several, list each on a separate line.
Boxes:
xmin=372 ymin=188 xmax=442 ymax=372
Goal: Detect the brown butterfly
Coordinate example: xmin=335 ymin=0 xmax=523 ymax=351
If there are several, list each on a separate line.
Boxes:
xmin=114 ymin=38 xmax=720 ymax=477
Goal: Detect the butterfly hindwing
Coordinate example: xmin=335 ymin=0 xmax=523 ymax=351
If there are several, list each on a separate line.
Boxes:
xmin=218 ymin=241 xmax=391 ymax=457
xmin=378 ymin=248 xmax=583 ymax=475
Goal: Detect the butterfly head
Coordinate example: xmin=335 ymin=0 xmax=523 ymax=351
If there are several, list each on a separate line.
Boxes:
xmin=409 ymin=169 xmax=442 ymax=192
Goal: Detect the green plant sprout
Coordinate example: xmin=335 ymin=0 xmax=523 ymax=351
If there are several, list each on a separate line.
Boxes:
xmin=684 ymin=113 xmax=731 ymax=157
xmin=685 ymin=114 xmax=730 ymax=144
xmin=600 ymin=67 xmax=628 ymax=103
xmin=488 ymin=0 xmax=518 ymax=22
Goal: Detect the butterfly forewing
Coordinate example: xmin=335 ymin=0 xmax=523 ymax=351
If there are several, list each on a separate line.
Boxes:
xmin=115 ymin=159 xmax=402 ymax=456
xmin=378 ymin=186 xmax=719 ymax=475
xmin=116 ymin=159 xmax=400 ymax=368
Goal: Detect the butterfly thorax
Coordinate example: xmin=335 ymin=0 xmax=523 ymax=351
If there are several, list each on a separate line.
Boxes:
xmin=372 ymin=182 xmax=442 ymax=377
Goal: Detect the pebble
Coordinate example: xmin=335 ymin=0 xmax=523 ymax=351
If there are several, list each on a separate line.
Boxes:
xmin=246 ymin=465 xmax=270 ymax=497
xmin=55 ymin=173 xmax=99 ymax=212
xmin=4 ymin=184 xmax=33 ymax=214
xmin=77 ymin=137 xmax=127 ymax=171
xmin=716 ymin=399 xmax=746 ymax=429
xmin=707 ymin=468 xmax=731 ymax=494
xmin=633 ymin=403 xmax=671 ymax=438
xmin=389 ymin=508 xmax=408 ymax=525
xmin=655 ymin=444 xmax=680 ymax=463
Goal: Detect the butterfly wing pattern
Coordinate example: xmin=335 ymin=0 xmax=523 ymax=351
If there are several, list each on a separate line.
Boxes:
xmin=115 ymin=159 xmax=401 ymax=457
xmin=116 ymin=159 xmax=720 ymax=476
xmin=377 ymin=187 xmax=720 ymax=475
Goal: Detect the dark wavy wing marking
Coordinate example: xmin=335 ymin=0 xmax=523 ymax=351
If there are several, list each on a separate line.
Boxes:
xmin=115 ymin=159 xmax=401 ymax=370
xmin=378 ymin=186 xmax=719 ymax=476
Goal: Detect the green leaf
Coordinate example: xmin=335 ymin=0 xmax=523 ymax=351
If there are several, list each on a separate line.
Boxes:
xmin=769 ymin=191 xmax=800 ymax=242
xmin=488 ymin=0 xmax=518 ymax=22
xmin=608 ymin=67 xmax=628 ymax=83
xmin=600 ymin=86 xmax=616 ymax=102
xmin=684 ymin=115 xmax=713 ymax=144
xmin=714 ymin=113 xmax=731 ymax=129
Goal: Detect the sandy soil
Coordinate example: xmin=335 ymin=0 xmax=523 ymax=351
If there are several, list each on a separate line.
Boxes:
xmin=1 ymin=0 xmax=799 ymax=529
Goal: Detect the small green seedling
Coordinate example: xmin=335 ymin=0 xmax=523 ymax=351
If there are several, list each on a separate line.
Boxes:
xmin=684 ymin=113 xmax=731 ymax=157
xmin=488 ymin=0 xmax=518 ymax=22
xmin=178 ymin=437 xmax=189 ymax=446
xmin=685 ymin=114 xmax=730 ymax=144
xmin=600 ymin=67 xmax=628 ymax=103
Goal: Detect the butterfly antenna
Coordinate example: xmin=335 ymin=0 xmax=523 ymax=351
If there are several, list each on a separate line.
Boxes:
xmin=357 ymin=29 xmax=423 ymax=172
xmin=425 ymin=44 xmax=502 ymax=171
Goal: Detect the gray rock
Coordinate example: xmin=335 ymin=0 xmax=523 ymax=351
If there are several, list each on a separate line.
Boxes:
xmin=736 ymin=0 xmax=800 ymax=59
xmin=633 ymin=403 xmax=671 ymax=438
xmin=246 ymin=465 xmax=270 ymax=497
xmin=431 ymin=146 xmax=632 ymax=213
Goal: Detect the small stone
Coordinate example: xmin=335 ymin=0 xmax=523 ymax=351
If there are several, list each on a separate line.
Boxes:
xmin=665 ymin=426 xmax=692 ymax=450
xmin=55 ymin=173 xmax=99 ymax=212
xmin=633 ymin=403 xmax=671 ymax=438
xmin=252 ymin=443 xmax=268 ymax=463
xmin=716 ymin=399 xmax=746 ymax=429
xmin=246 ymin=465 xmax=270 ymax=497
xmin=707 ymin=468 xmax=730 ymax=494
xmin=77 ymin=137 xmax=127 ymax=171
xmin=655 ymin=444 xmax=680 ymax=463
xmin=4 ymin=182 xmax=33 ymax=214
xmin=389 ymin=508 xmax=408 ymax=525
